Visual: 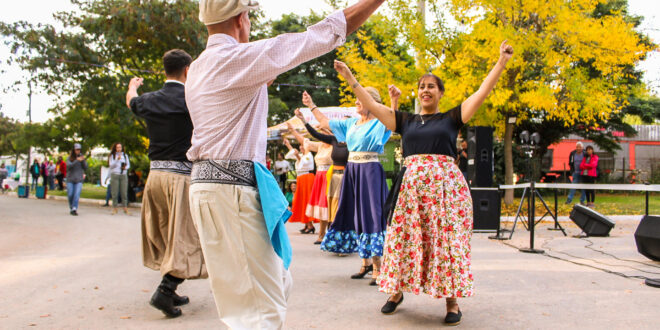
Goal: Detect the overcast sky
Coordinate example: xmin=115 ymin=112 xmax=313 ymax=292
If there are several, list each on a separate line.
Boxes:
xmin=1 ymin=0 xmax=658 ymax=123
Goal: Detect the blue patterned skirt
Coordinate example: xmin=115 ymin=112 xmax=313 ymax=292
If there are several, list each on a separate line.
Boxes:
xmin=321 ymin=161 xmax=388 ymax=258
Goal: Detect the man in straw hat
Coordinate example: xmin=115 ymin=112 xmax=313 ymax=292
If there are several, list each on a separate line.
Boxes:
xmin=185 ymin=0 xmax=386 ymax=328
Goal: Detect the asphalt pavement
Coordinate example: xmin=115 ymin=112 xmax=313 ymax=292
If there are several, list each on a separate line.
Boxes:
xmin=1 ymin=195 xmax=658 ymax=329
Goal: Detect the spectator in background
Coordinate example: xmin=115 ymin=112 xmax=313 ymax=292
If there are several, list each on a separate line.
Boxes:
xmin=0 ymin=163 xmax=8 ymax=193
xmin=103 ymin=176 xmax=112 ymax=207
xmin=30 ymin=159 xmax=40 ymax=190
xmin=455 ymin=139 xmax=468 ymax=179
xmin=66 ymin=144 xmax=87 ymax=216
xmin=274 ymin=153 xmax=291 ymax=191
xmin=580 ymin=145 xmax=599 ymax=208
xmin=47 ymin=160 xmax=56 ymax=190
xmin=108 ymin=142 xmax=131 ymax=215
xmin=55 ymin=156 xmax=67 ymax=190
xmin=285 ymin=181 xmax=296 ymax=207
xmin=266 ymin=156 xmax=273 ymax=171
xmin=565 ymin=141 xmax=586 ymax=205
xmin=40 ymin=160 xmax=49 ymax=188
xmin=128 ymin=169 xmax=141 ymax=203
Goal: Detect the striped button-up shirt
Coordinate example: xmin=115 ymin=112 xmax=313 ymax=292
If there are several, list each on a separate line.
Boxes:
xmin=185 ymin=10 xmax=347 ymax=164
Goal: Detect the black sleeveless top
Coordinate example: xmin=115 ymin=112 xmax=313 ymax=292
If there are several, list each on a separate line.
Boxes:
xmin=395 ymin=105 xmax=464 ymax=158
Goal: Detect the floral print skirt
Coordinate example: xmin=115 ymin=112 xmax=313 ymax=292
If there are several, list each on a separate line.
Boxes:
xmin=378 ymin=154 xmax=474 ymax=299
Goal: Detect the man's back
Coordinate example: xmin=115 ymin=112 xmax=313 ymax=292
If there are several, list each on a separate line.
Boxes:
xmin=130 ymin=82 xmax=193 ymax=162
xmin=185 ymin=12 xmax=347 ymax=164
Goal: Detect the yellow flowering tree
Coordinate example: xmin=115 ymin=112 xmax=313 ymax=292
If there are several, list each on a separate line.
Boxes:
xmin=341 ymin=0 xmax=655 ymax=203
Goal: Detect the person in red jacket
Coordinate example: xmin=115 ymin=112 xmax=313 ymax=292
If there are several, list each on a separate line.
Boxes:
xmin=56 ymin=156 xmax=67 ymax=190
xmin=579 ymin=145 xmax=599 ymax=208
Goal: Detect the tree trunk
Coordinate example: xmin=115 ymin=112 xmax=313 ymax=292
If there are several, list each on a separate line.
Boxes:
xmin=504 ymin=117 xmax=514 ymax=205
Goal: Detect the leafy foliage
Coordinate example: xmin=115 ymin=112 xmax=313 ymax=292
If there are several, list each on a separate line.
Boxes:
xmin=1 ymin=0 xmax=207 ymax=154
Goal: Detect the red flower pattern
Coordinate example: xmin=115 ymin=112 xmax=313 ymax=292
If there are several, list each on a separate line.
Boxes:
xmin=378 ymin=154 xmax=474 ymax=299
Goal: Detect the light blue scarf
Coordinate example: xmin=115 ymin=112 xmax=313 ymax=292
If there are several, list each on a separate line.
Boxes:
xmin=254 ymin=162 xmax=293 ymax=269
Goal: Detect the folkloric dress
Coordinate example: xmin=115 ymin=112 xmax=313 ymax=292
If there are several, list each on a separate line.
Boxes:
xmin=286 ymin=149 xmax=316 ymax=223
xmin=321 ymin=118 xmax=391 ymax=258
xmin=304 ymin=139 xmax=333 ymax=222
xmin=303 ymin=123 xmax=349 ymax=224
xmin=378 ymin=105 xmax=474 ymax=299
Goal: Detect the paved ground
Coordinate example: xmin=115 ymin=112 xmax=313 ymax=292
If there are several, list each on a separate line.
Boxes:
xmin=1 ymin=194 xmax=659 ymax=329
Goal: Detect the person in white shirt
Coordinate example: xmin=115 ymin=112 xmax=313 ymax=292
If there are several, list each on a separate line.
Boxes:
xmin=108 ymin=142 xmax=131 ymax=215
xmin=283 ymin=129 xmax=316 ymax=234
xmin=274 ymin=152 xmax=291 ymax=190
xmin=185 ymin=0 xmax=386 ymax=328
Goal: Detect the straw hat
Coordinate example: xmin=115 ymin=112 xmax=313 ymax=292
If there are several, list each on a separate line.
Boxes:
xmin=199 ymin=0 xmax=260 ymax=25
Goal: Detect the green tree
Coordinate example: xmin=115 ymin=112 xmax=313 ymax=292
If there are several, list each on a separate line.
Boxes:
xmin=1 ymin=0 xmax=208 ymax=154
xmin=372 ymin=0 xmax=656 ymax=203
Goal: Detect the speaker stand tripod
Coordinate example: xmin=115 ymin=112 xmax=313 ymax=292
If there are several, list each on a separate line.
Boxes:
xmin=516 ymin=182 xmax=545 ymax=253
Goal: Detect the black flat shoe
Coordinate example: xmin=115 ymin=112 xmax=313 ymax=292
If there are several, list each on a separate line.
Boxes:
xmin=381 ymin=294 xmax=404 ymax=314
xmin=369 ymin=278 xmax=377 ymax=286
xmin=313 ymin=240 xmax=322 ymax=245
xmin=444 ymin=310 xmax=462 ymax=326
xmin=350 ymin=264 xmax=373 ymax=279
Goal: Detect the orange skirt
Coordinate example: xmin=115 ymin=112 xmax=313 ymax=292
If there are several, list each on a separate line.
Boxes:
xmin=290 ymin=173 xmax=316 ymax=223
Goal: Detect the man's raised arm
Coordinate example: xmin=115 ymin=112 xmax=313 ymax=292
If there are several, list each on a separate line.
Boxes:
xmin=344 ymin=0 xmax=387 ymax=36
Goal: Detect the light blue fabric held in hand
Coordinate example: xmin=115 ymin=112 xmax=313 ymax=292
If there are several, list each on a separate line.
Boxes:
xmin=254 ymin=162 xmax=293 ymax=269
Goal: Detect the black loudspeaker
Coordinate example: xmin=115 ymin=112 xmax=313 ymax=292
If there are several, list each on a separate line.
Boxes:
xmin=635 ymin=216 xmax=660 ymax=261
xmin=569 ymin=204 xmax=615 ymax=236
xmin=471 ymin=188 xmax=500 ymax=232
xmin=467 ymin=126 xmax=493 ymax=187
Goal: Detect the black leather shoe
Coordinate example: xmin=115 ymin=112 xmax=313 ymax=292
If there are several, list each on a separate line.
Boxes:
xmin=150 ymin=288 xmax=182 ymax=318
xmin=172 ymin=292 xmax=189 ymax=306
xmin=444 ymin=310 xmax=462 ymax=326
xmin=381 ymin=294 xmax=404 ymax=314
xmin=350 ymin=264 xmax=373 ymax=279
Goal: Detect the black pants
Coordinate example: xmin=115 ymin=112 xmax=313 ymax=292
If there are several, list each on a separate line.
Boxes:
xmin=581 ymin=175 xmax=596 ymax=203
xmin=56 ymin=174 xmax=64 ymax=190
xmin=279 ymin=173 xmax=287 ymax=190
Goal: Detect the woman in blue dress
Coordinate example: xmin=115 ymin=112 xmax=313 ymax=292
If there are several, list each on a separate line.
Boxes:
xmin=306 ymin=87 xmax=397 ymax=286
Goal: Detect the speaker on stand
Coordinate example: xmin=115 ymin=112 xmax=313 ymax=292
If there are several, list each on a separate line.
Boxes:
xmin=467 ymin=126 xmax=493 ymax=188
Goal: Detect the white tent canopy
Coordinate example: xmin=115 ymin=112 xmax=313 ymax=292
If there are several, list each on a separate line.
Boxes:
xmin=267 ymin=107 xmax=359 ymax=140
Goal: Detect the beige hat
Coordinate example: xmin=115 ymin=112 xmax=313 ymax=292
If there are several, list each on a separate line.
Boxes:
xmin=199 ymin=0 xmax=260 ymax=25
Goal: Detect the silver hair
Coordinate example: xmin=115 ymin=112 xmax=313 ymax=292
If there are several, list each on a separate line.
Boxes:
xmin=576 ymin=142 xmax=584 ymax=148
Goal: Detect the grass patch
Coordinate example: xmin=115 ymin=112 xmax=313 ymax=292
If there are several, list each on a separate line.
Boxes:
xmin=502 ymin=192 xmax=660 ymax=217
xmin=48 ymin=183 xmax=108 ymax=200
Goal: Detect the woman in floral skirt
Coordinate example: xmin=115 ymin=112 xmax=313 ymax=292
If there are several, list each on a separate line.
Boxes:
xmin=334 ymin=40 xmax=514 ymax=325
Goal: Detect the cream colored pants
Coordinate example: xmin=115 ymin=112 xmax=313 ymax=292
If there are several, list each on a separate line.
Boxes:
xmin=189 ymin=183 xmax=292 ymax=330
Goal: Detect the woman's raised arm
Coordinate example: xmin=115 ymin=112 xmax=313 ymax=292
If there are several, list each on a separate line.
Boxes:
xmin=303 ymin=91 xmax=332 ymax=131
xmin=461 ymin=40 xmax=514 ymax=124
xmin=334 ymin=60 xmax=396 ymax=131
